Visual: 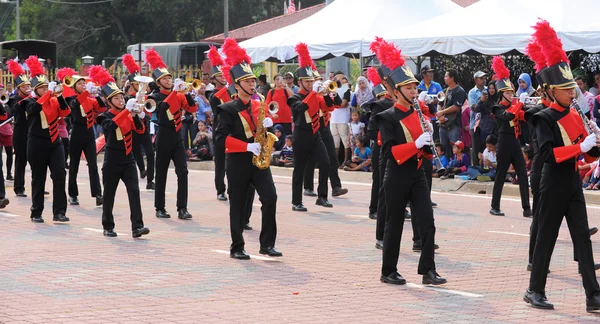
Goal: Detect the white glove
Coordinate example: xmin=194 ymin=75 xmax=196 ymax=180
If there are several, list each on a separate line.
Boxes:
xmin=48 ymin=82 xmax=57 ymax=94
xmin=30 ymin=90 xmax=37 ymax=98
xmin=86 ymin=82 xmax=98 ymax=95
xmin=247 ymin=142 xmax=261 ymax=156
xmin=173 ymin=78 xmax=185 ymax=92
xmin=519 ymin=92 xmax=528 ymax=103
xmin=126 ymin=98 xmax=137 ymax=112
xmin=580 ymin=133 xmax=597 ymax=153
xmin=313 ymin=81 xmax=323 ymax=92
xmin=263 ymin=117 xmax=273 ymax=128
xmin=588 ymin=120 xmax=600 ymax=134
xmin=424 ymin=119 xmax=433 ymax=133
xmin=205 ymin=83 xmax=215 ymax=92
xmin=138 ymin=111 xmax=146 ymax=119
xmin=415 ymin=132 xmax=432 ymax=149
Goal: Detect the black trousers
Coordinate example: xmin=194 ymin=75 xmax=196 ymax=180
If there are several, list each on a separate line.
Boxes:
xmin=303 ymin=127 xmax=341 ymax=191
xmin=3 ymin=145 xmax=12 ymax=177
xmin=61 ymin=137 xmax=69 ymax=165
xmin=213 ymin=137 xmax=226 ymax=195
xmin=369 ymin=140 xmax=380 ymax=215
xmin=530 ymin=165 xmax=600 ymax=298
xmin=382 ymin=162 xmax=436 ymax=276
xmin=101 ymin=153 xmax=144 ymax=231
xmin=27 ymin=137 xmax=67 ymax=217
xmin=68 ymin=133 xmax=101 ymax=198
xmin=471 ymin=129 xmax=482 ymax=166
xmin=181 ymin=122 xmax=194 ymax=150
xmin=491 ymin=134 xmax=530 ymax=210
xmin=155 ymin=128 xmax=188 ymax=211
xmin=132 ymin=132 xmax=155 ymax=183
xmin=292 ymin=129 xmax=329 ymax=204
xmin=528 ymin=154 xmax=544 ymax=264
xmin=375 ymin=153 xmax=388 ymax=241
xmin=0 ymin=148 xmax=6 ymax=199
xmin=227 ymin=154 xmax=277 ymax=252
xmin=12 ymin=129 xmax=27 ymax=194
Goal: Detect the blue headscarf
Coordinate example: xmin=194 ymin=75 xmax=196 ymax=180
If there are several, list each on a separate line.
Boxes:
xmin=273 ymin=124 xmax=285 ymax=151
xmin=517 ymin=73 xmax=533 ymax=96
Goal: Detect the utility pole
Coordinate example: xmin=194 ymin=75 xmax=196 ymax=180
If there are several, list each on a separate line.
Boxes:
xmin=224 ymin=0 xmax=229 ymax=38
xmin=1 ymin=0 xmax=20 ymax=40
xmin=324 ymin=0 xmax=349 ymax=77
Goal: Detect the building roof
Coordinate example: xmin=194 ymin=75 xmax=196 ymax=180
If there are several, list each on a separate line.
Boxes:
xmin=203 ymin=3 xmax=326 ymax=43
xmin=451 ymin=0 xmax=480 ymax=7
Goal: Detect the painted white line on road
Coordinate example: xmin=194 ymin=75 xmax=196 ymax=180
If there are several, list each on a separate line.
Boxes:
xmin=488 ymin=230 xmax=566 ymax=241
xmin=347 ymin=214 xmax=370 ymax=219
xmin=212 ymin=249 xmax=282 ymax=262
xmin=0 ymin=212 xmax=20 ymax=217
xmin=83 ymin=228 xmax=104 ymax=233
xmin=406 ymin=283 xmax=483 ymax=298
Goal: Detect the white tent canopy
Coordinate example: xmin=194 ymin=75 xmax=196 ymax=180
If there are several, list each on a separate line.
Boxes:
xmin=239 ymin=0 xmax=462 ymax=62
xmin=390 ymin=0 xmax=600 ymax=56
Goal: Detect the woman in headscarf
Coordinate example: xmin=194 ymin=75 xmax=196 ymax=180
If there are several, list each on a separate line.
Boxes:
xmin=517 ymin=73 xmax=536 ymax=97
xmin=474 ymin=81 xmax=499 ymax=145
xmin=351 ymin=76 xmax=374 ymax=124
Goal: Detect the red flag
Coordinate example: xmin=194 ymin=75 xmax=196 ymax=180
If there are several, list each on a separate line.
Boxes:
xmin=288 ymin=0 xmax=296 ymax=13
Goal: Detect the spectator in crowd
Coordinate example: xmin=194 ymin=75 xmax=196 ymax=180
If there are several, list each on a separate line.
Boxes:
xmin=189 ymin=120 xmax=213 ymax=161
xmin=331 ymin=72 xmax=352 ymax=165
xmin=467 ymin=134 xmax=498 ymax=181
xmin=576 ymin=76 xmax=595 ymax=118
xmin=474 ymin=81 xmax=498 ymax=143
xmin=201 ymin=72 xmax=210 ymax=86
xmin=432 ymin=143 xmax=449 ymax=176
xmin=461 ymin=103 xmax=471 ymax=157
xmin=468 ymin=71 xmax=487 ymax=165
xmin=579 ymin=155 xmax=598 ymax=182
xmin=284 ymin=72 xmax=299 ymax=94
xmin=517 ymin=73 xmax=536 ymax=97
xmin=265 ymin=74 xmax=294 ymax=135
xmin=276 ymin=135 xmax=294 ymax=167
xmin=343 ymin=135 xmax=371 ymax=172
xmin=328 ymin=71 xmax=335 ymax=81
xmin=440 ymin=140 xmax=470 ymax=179
xmin=511 ymin=145 xmax=533 ymax=185
xmin=589 ymin=72 xmax=600 ymax=95
xmin=194 ymin=84 xmax=212 ymax=123
xmin=418 ymin=66 xmax=443 ymax=141
xmin=438 ymin=69 xmax=467 ymax=160
xmin=272 ymin=124 xmax=285 ymax=152
xmin=348 ymin=108 xmax=365 ymax=153
xmin=257 ymin=73 xmax=271 ymax=97
xmin=351 ymin=76 xmax=374 ymax=122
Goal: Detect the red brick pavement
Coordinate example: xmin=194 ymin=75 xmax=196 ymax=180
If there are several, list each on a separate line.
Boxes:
xmin=1 ymin=165 xmax=600 ymax=323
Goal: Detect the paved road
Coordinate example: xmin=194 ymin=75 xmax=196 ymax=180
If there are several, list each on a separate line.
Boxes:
xmin=1 ymin=166 xmax=600 ymax=323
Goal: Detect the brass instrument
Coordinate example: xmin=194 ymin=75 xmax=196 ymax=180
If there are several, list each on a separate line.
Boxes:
xmin=253 ymin=92 xmax=279 ymax=170
xmin=269 ymin=101 xmax=279 ymax=115
xmin=426 ymin=92 xmax=445 ymax=102
xmin=63 ymin=75 xmax=75 ymax=88
xmin=179 ymin=79 xmax=202 ymax=93
xmin=324 ymin=80 xmax=337 ymax=92
xmin=523 ymin=96 xmax=541 ymax=107
xmin=413 ymin=99 xmax=446 ymax=174
xmin=572 ymin=98 xmax=600 ymax=140
xmin=52 ymin=84 xmax=64 ymax=97
xmin=0 ymin=94 xmax=8 ymax=105
xmin=133 ymin=76 xmax=156 ymax=113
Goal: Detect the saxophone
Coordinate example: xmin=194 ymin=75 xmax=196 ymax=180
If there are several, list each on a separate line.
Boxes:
xmin=253 ymin=92 xmax=279 ymax=170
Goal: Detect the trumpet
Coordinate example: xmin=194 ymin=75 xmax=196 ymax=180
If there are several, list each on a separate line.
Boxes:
xmin=63 ymin=75 xmax=75 ymax=88
xmin=0 ymin=93 xmax=8 ymax=105
xmin=413 ymin=99 xmax=446 ymax=174
xmin=315 ymin=80 xmax=338 ymax=95
xmin=133 ymin=76 xmax=156 ymax=113
xmin=178 ymin=79 xmax=202 ymax=93
xmin=268 ymin=101 xmax=279 ymax=115
xmin=426 ymin=92 xmax=445 ymax=102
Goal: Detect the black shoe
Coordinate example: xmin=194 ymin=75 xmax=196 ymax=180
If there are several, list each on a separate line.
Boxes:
xmin=332 ymin=187 xmax=348 ymax=197
xmin=31 ymin=216 xmax=44 ymax=223
xmin=523 ymin=208 xmax=533 ymax=218
xmin=0 ymin=197 xmax=9 ymax=209
xmin=380 ymin=272 xmax=406 ymax=285
xmin=587 ymin=293 xmax=600 ymax=312
xmin=16 ymin=191 xmax=27 ymax=197
xmin=230 ymin=250 xmax=250 ymax=260
xmin=156 ymin=209 xmax=171 ymax=218
xmin=217 ymin=193 xmax=228 ymax=201
xmin=368 ymin=213 xmax=377 ymax=220
xmin=404 ymin=210 xmax=411 ymax=220
xmin=303 ymin=189 xmax=317 ymax=197
xmin=524 ymin=289 xmax=554 ymax=309
xmin=292 ymin=203 xmax=307 ymax=212
xmin=132 ymin=227 xmax=150 ymax=238
xmin=69 ymin=196 xmax=79 ymax=205
xmin=489 ymin=208 xmax=505 ymax=216
xmin=590 ymin=227 xmax=598 ymax=236
xmin=412 ymin=242 xmax=440 ymax=251
xmin=53 ymin=214 xmax=70 ymax=222
xmin=103 ymin=229 xmax=117 ymax=237
xmin=431 ymin=201 xmax=438 ymax=208
xmin=146 ymin=182 xmax=155 ymax=190
xmin=316 ymin=198 xmax=333 ymax=208
xmin=375 ymin=240 xmax=384 ymax=250
xmin=177 ymin=208 xmax=192 ymax=220
xmin=244 ymin=223 xmax=253 ymax=230
xmin=95 ymin=195 xmax=103 ymax=206
xmin=259 ymin=247 xmax=283 ymax=257
xmin=422 ymin=270 xmax=447 ymax=285
xmin=140 ymin=170 xmax=147 ymax=179
xmin=6 ymin=174 xmax=13 ymax=181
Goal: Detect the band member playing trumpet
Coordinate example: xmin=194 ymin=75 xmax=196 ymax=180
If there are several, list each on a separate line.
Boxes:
xmin=123 ymin=54 xmax=155 ymax=191
xmin=145 ymin=48 xmax=197 ymax=220
xmin=6 ymin=59 xmax=30 ymax=198
xmin=375 ymin=40 xmax=446 ymax=286
xmin=489 ymin=56 xmax=531 ymax=217
xmin=24 ymin=56 xmax=70 ymax=223
xmin=60 ymin=67 xmax=105 ymax=207
xmin=214 ymin=38 xmax=280 ymax=259
xmin=525 ymin=20 xmax=600 ymax=311
xmin=89 ymin=66 xmax=149 ymax=238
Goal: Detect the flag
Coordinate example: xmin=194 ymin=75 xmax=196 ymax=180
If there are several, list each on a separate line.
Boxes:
xmin=288 ymin=0 xmax=296 ymax=14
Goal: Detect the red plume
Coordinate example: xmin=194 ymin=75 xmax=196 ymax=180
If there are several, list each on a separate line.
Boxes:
xmin=7 ymin=59 xmax=25 ymax=77
xmin=56 ymin=67 xmax=76 ymax=81
xmin=369 ymin=36 xmax=384 ymax=57
xmin=88 ymin=65 xmax=115 ymax=87
xmin=25 ymin=56 xmax=44 ymax=77
xmin=491 ymin=56 xmax=510 ymax=80
xmin=145 ymin=47 xmax=167 ymax=69
xmin=525 ymin=38 xmax=546 ymax=73
xmin=208 ymin=45 xmax=225 ymax=67
xmin=122 ymin=54 xmax=140 ymax=74
xmin=378 ymin=40 xmax=405 ymax=70
xmin=532 ymin=19 xmax=569 ymax=66
xmin=294 ymin=43 xmax=316 ymax=69
xmin=221 ymin=65 xmax=233 ymax=85
xmin=367 ymin=67 xmax=382 ymax=87
xmin=222 ymin=38 xmax=252 ymax=67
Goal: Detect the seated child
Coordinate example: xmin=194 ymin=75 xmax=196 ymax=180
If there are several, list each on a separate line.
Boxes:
xmin=440 ymin=140 xmax=470 ymax=179
xmin=189 ymin=120 xmax=213 ymax=161
xmin=467 ymin=134 xmax=497 ymax=181
xmin=344 ymin=135 xmax=372 ymax=172
xmin=276 ymin=135 xmax=294 ymax=167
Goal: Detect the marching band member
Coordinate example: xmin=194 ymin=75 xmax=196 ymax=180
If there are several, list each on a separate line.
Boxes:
xmin=0 ymin=88 xmax=12 ymax=208
xmin=6 ymin=59 xmax=30 ymax=198
xmin=24 ymin=56 xmax=70 ymax=223
xmin=525 ymin=20 xmax=600 ymax=311
xmin=488 ymin=56 xmax=531 ymax=217
xmin=375 ymin=40 xmax=446 ymax=286
xmin=59 ymin=67 xmax=105 ymax=207
xmin=288 ymin=43 xmax=334 ymax=212
xmin=214 ymin=38 xmax=280 ymax=259
xmin=123 ymin=54 xmax=155 ymax=190
xmin=146 ymin=48 xmax=197 ymax=219
xmin=89 ymin=66 xmax=149 ymax=238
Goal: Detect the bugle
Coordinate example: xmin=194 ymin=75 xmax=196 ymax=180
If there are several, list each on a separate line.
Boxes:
xmin=0 ymin=93 xmax=8 ymax=104
xmin=133 ymin=76 xmax=156 ymax=113
xmin=63 ymin=75 xmax=75 ymax=88
xmin=426 ymin=92 xmax=445 ymax=102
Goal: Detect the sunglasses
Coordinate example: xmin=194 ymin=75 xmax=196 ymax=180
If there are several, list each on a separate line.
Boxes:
xmin=285 ymin=76 xmax=293 ymax=79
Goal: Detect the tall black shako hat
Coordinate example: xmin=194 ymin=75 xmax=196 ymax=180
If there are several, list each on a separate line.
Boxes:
xmin=207 ymin=45 xmax=225 ymax=78
xmin=524 ymin=36 xmax=548 ymax=88
xmin=294 ymin=43 xmax=316 ymax=81
xmin=222 ymin=38 xmax=255 ymax=83
xmin=145 ymin=47 xmax=171 ymax=83
xmin=370 ymin=37 xmax=392 ymax=82
xmin=89 ymin=65 xmax=123 ymax=100
xmin=7 ymin=59 xmax=30 ymax=88
xmin=367 ymin=67 xmax=386 ymax=98
xmin=122 ymin=54 xmax=142 ymax=85
xmin=491 ymin=56 xmax=513 ymax=93
xmin=533 ymin=19 xmax=576 ymax=90
xmin=26 ymin=56 xmax=48 ymax=90
xmin=376 ymin=39 xmax=418 ymax=89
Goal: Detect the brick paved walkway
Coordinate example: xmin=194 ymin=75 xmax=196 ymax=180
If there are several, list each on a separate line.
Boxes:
xmin=1 ymin=166 xmax=600 ymax=323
